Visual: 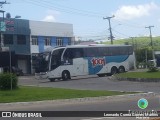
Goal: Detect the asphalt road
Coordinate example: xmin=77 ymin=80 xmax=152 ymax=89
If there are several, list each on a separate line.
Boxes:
xmin=18 ymin=75 xmax=160 ymax=93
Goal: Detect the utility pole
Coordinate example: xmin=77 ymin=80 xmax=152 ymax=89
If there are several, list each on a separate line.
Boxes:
xmin=145 ymin=26 xmax=155 ymax=60
xmin=103 ymin=15 xmax=115 ymax=44
xmin=145 ymin=26 xmax=154 ymax=49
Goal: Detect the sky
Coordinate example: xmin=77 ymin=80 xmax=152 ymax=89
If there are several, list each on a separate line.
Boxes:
xmin=2 ymin=0 xmax=160 ymax=42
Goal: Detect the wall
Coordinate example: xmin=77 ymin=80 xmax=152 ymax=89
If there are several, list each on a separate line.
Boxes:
xmin=29 ymin=20 xmax=73 ymax=37
xmin=3 ymin=18 xmax=31 ymax=55
xmin=30 ymin=20 xmax=74 ymax=53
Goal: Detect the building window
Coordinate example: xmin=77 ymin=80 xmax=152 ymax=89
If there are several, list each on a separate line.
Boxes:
xmin=17 ymin=35 xmax=26 ymax=45
xmin=56 ymin=38 xmax=63 ymax=46
xmin=31 ymin=36 xmax=38 ymax=45
xmin=4 ymin=34 xmax=13 ymax=45
xmin=45 ymin=37 xmax=51 ymax=46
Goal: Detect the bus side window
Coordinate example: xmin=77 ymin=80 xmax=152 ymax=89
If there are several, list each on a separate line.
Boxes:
xmin=63 ymin=48 xmax=73 ymax=60
xmin=84 ymin=47 xmax=98 ymax=57
xmin=108 ymin=47 xmax=114 ymax=56
xmin=98 ymin=47 xmax=109 ymax=56
xmin=74 ymin=48 xmax=84 ymax=58
xmin=119 ymin=47 xmax=129 ymax=55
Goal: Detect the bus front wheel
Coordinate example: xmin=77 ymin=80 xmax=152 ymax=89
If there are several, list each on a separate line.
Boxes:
xmin=62 ymin=71 xmax=70 ymax=81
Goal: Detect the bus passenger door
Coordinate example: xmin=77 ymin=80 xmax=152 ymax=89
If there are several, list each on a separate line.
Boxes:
xmin=73 ymin=58 xmax=88 ymax=76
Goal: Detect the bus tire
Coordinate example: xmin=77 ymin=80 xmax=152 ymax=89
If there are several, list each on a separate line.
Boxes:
xmin=118 ymin=66 xmax=125 ymax=73
xmin=49 ymin=78 xmax=55 ymax=82
xmin=111 ymin=66 xmax=118 ymax=75
xmin=62 ymin=70 xmax=70 ymax=81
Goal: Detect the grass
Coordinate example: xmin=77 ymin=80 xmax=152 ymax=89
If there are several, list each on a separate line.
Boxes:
xmin=115 ymin=71 xmax=160 ymax=78
xmin=0 ymin=86 xmax=135 ymax=103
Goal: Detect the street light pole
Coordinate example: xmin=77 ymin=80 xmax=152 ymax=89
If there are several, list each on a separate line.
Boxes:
xmin=103 ymin=15 xmax=115 ymax=44
xmin=10 ymin=15 xmax=21 ymax=90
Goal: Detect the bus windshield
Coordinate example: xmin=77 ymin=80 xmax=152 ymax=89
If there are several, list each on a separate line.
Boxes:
xmin=35 ymin=52 xmax=50 ymax=73
xmin=50 ymin=48 xmax=64 ymax=70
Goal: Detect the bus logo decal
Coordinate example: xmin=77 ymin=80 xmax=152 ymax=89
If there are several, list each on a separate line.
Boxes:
xmin=91 ymin=58 xmax=105 ymax=67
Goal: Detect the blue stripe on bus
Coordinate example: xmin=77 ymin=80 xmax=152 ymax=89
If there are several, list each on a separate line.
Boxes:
xmin=105 ymin=55 xmax=129 ymax=63
xmin=86 ymin=55 xmax=129 ymax=75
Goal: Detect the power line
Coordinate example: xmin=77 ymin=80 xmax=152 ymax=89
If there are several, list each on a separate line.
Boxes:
xmin=12 ymin=0 xmax=157 ymax=39
xmin=23 ymin=0 xmax=104 ymax=18
xmin=113 ymin=19 xmax=146 ymax=29
xmin=39 ymin=0 xmax=104 ymax=16
xmin=112 ymin=29 xmax=130 ymax=38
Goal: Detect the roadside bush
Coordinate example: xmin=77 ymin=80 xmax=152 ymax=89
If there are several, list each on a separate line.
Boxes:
xmin=0 ymin=73 xmax=18 ymax=90
xmin=147 ymin=61 xmax=159 ymax=72
xmin=148 ymin=66 xmax=159 ymax=72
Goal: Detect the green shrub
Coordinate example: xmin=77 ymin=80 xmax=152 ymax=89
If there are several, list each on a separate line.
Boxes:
xmin=0 ymin=73 xmax=18 ymax=90
xmin=148 ymin=66 xmax=159 ymax=72
xmin=147 ymin=61 xmax=159 ymax=72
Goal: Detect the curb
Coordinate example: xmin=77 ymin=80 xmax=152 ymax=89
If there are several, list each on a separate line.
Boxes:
xmin=112 ymin=76 xmax=160 ymax=82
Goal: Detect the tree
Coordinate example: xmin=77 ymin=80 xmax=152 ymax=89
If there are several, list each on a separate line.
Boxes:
xmin=135 ymin=47 xmax=152 ymax=63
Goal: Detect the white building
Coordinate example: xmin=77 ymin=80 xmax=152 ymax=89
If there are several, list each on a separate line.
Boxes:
xmin=1 ymin=18 xmax=74 ymax=74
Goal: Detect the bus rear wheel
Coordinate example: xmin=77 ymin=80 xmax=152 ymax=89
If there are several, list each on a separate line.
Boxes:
xmin=62 ymin=70 xmax=70 ymax=81
xmin=118 ymin=66 xmax=125 ymax=73
xmin=111 ymin=66 xmax=118 ymax=75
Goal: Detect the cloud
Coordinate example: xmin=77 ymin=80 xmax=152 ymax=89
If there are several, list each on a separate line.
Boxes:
xmin=42 ymin=10 xmax=60 ymax=22
xmin=113 ymin=2 xmax=158 ymax=20
xmin=43 ymin=15 xmax=56 ymax=22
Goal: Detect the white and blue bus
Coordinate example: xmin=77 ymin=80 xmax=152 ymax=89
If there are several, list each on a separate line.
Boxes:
xmin=34 ymin=45 xmax=135 ymax=81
